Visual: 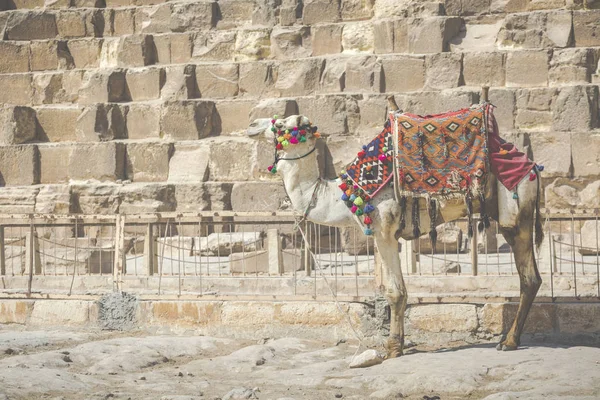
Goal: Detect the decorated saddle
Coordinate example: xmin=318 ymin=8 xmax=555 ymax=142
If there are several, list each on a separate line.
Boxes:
xmin=338 ymin=104 xmax=538 ymax=238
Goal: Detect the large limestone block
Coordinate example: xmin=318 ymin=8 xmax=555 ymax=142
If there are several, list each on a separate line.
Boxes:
xmin=341 ymin=0 xmax=374 ymax=20
xmin=118 ymin=183 xmax=176 ymax=213
xmin=406 ymin=304 xmax=478 ymax=333
xmin=170 ymin=32 xmax=193 ymax=63
xmin=79 ymin=69 xmax=128 ymax=104
xmin=197 ymin=232 xmax=264 ymax=256
xmin=70 ymin=183 xmax=120 ymax=214
xmin=113 ymin=8 xmax=136 ymax=36
xmin=571 ymin=132 xmax=600 ymax=177
xmin=342 ymin=22 xmax=374 ymax=54
xmin=55 ymin=9 xmax=87 ymax=38
xmin=408 ymin=17 xmax=463 ymax=53
xmin=193 ymin=30 xmax=236 ymax=61
xmin=444 ymin=0 xmax=490 ymax=15
xmin=549 ymin=48 xmax=595 ymax=86
xmin=239 ymin=61 xmax=278 ymax=97
xmin=160 ymin=100 xmax=216 ymax=140
xmin=126 ymin=67 xmax=163 ymax=101
xmin=69 ymin=142 xmax=126 ymax=181
xmin=373 ymin=19 xmax=407 ymax=54
xmin=0 ymin=145 xmax=38 ymax=186
xmin=38 ymin=144 xmax=72 ymax=183
xmin=552 ymin=85 xmax=599 ymax=131
xmin=208 ymin=138 xmax=257 ymax=181
xmin=275 ymin=59 xmax=324 ymax=96
xmin=6 ymin=11 xmax=58 ymax=40
xmin=126 ymin=103 xmax=161 ymax=140
xmin=0 ymin=301 xmax=32 ymax=324
xmin=381 ymin=56 xmax=425 ymax=93
xmin=528 ymin=131 xmax=571 ymax=178
xmin=296 ymin=95 xmax=350 ymax=136
xmin=234 ymin=28 xmax=271 ymax=62
xmin=0 ymin=106 xmax=36 ymax=145
xmin=303 ymin=0 xmax=340 ymax=24
xmin=463 ymin=52 xmax=506 ymax=87
xmin=249 ymin=99 xmax=298 ymax=122
xmin=425 ymin=52 xmax=462 ymax=90
xmin=319 ymin=58 xmax=346 ymax=93
xmin=217 ymin=0 xmax=255 ymax=29
xmin=573 ymin=10 xmax=600 ymax=46
xmin=498 ymin=11 xmax=573 ymax=49
xmin=173 ymin=184 xmax=210 ymax=212
xmin=126 ymin=142 xmax=173 ymax=182
xmin=405 ymin=89 xmax=478 ymax=115
xmin=481 ymin=303 xmax=556 ymax=335
xmin=117 ymin=35 xmax=156 ymax=67
xmin=32 ymin=72 xmax=66 ymax=105
xmin=30 ymin=301 xmax=94 ymax=327
xmin=231 ymin=182 xmax=288 ymax=211
xmin=161 ymin=64 xmax=199 ymax=100
xmin=345 ymin=56 xmax=382 ymax=93
xmin=312 ymin=24 xmax=342 ymax=56
xmin=449 ymin=19 xmax=502 ymax=52
xmin=0 ymin=73 xmax=32 ymax=105
xmin=0 ymin=186 xmax=38 ymax=213
xmin=215 ymin=100 xmax=256 ymax=135
xmin=152 ymin=33 xmax=171 ymax=64
xmin=515 ymin=88 xmax=556 ymax=131
xmin=195 ymin=64 xmax=239 ymax=98
xmin=35 ymin=106 xmax=80 ymax=142
xmin=557 ymin=303 xmax=600 ymax=334
xmin=0 ymin=42 xmax=29 ymax=73
xmin=506 ymin=50 xmax=550 ymax=87
xmin=167 ymin=143 xmax=210 ymax=183
xmin=76 ymin=104 xmax=127 ymax=141
xmin=135 ymin=3 xmax=172 ymax=34
xmin=489 ymin=88 xmax=516 ymax=132
xmin=67 ymin=38 xmax=103 ymax=69
xmin=29 ymin=40 xmax=57 ymax=71
xmin=279 ymin=0 xmax=300 ymax=26
xmin=170 ymin=1 xmax=216 ymax=31
xmin=270 ymin=26 xmax=311 ymax=60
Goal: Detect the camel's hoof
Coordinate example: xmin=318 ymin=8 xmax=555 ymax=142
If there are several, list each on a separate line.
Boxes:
xmin=496 ymin=342 xmax=503 ymax=351
xmin=501 ymin=344 xmax=518 ymax=351
xmin=385 ymin=350 xmax=403 ymax=359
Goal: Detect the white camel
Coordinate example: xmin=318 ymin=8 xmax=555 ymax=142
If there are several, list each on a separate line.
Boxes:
xmin=247 ymin=103 xmax=543 ymax=358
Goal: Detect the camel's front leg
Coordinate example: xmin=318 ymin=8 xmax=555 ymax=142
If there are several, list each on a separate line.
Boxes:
xmin=375 ymin=232 xmax=407 ymax=358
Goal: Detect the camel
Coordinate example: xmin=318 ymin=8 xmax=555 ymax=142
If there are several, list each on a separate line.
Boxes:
xmin=246 ymin=97 xmax=543 ymax=358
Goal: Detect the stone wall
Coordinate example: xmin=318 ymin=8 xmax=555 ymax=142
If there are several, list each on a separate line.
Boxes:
xmin=0 ymin=0 xmax=599 ymax=213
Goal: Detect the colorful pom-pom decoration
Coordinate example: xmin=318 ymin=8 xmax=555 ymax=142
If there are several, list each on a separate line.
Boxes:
xmin=339 ymin=183 xmax=348 ymax=191
xmin=346 ymin=189 xmax=352 ymax=196
xmin=351 ymin=205 xmax=358 ymax=213
xmin=314 ymin=132 xmax=321 ymax=138
xmin=290 ymin=137 xmax=299 ymax=144
xmin=499 ymin=149 xmax=509 ymax=155
xmin=364 ymin=216 xmax=372 ymax=225
xmin=271 ymin=127 xmax=277 ymax=132
xmin=364 ymin=204 xmax=375 ymax=214
xmin=356 ymin=209 xmax=364 ymax=216
xmin=271 ymin=119 xmax=276 ymax=124
xmin=354 ymin=197 xmax=364 ymax=206
xmin=349 ymin=194 xmax=357 ymax=202
xmin=382 ymin=146 xmax=388 ymax=152
xmin=364 ymin=228 xmax=373 ymax=236
xmin=513 ymin=192 xmax=519 ymax=199
xmin=529 ymin=172 xmax=536 ymax=181
xmin=536 ymin=164 xmax=544 ymax=172
xmin=341 ymin=194 xmax=349 ymax=201
xmin=267 ymin=165 xmax=273 ymax=172
xmin=299 ymin=136 xmax=307 ymax=142
xmin=282 ymin=140 xmax=290 ymax=147
xmin=277 ymin=136 xmax=284 ymax=143
xmin=269 ymin=166 xmax=277 ymax=174
xmin=358 ymin=151 xmax=366 ymax=158
xmin=378 ymin=154 xmax=387 ymax=161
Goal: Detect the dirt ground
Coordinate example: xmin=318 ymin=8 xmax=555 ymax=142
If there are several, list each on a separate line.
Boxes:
xmin=0 ymin=327 xmax=599 ymax=400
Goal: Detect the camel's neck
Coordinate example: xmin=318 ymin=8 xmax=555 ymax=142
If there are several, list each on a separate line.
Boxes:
xmin=277 ymin=148 xmax=354 ymax=227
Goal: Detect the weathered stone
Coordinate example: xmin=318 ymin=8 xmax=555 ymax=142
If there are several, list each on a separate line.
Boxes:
xmin=340 ymin=226 xmax=373 ymax=255
xmin=418 ymin=223 xmax=463 ymax=253
xmin=498 ymin=11 xmax=573 ymax=49
xmin=79 ymin=69 xmax=128 ymax=104
xmin=425 ymin=52 xmax=462 ymax=90
xmin=69 ymin=142 xmax=126 ymax=181
xmin=76 ymin=104 xmax=127 ymax=142
xmin=249 ymin=99 xmax=298 ymax=122
xmin=345 ymin=56 xmax=382 ymax=92
xmin=126 ymin=67 xmax=163 ymax=101
xmin=167 ymin=143 xmax=210 ymax=183
xmin=573 ymin=10 xmax=600 ymax=46
xmin=0 ymin=106 xmax=36 ymax=145
xmin=126 ymin=103 xmax=161 ymax=140
xmin=135 ymin=3 xmax=171 ymax=34
xmin=113 ymin=8 xmax=136 ymax=36
xmin=35 ymin=106 xmax=80 ymax=142
xmin=152 ymin=33 xmax=171 ymax=64
xmin=30 ymin=301 xmax=93 ymax=327
xmin=38 ymin=144 xmax=72 ymax=183
xmin=30 ymin=40 xmax=60 ymax=71
xmin=481 ymin=303 xmax=556 ymax=335
xmin=372 ymin=20 xmax=394 ymax=54
xmin=270 ymin=26 xmax=311 ymax=60
xmin=319 ymin=58 xmax=346 ymax=93
xmin=463 ymin=52 xmax=506 ymax=87
xmin=342 ymin=22 xmax=374 ymax=54
xmin=117 ymin=35 xmax=156 ymax=67
xmin=56 ymin=9 xmax=87 ymax=38
xmin=0 ymin=145 xmax=38 ymax=186
xmin=405 ymin=89 xmax=478 ymax=115
xmin=489 ymin=88 xmax=516 ymax=132
xmin=297 ymin=95 xmax=350 ymax=136
xmin=0 ymin=73 xmax=32 ymax=105
xmin=0 ymin=42 xmax=29 ymax=73
xmin=99 ymin=38 xmax=120 ymax=68
xmin=6 ymin=11 xmax=58 ymax=40
xmin=312 ymin=24 xmax=342 ymax=56
xmin=197 ymin=232 xmax=264 ymax=256
xmin=373 ymin=0 xmax=411 ymax=18
xmin=552 ymin=85 xmax=598 ymax=131
xmin=215 ymin=100 xmax=256 ymax=135
xmin=217 ymin=0 xmax=255 ymax=29
xmin=445 ymin=0 xmax=490 ymax=15
xmin=341 ymin=0 xmax=374 ymax=20
xmin=160 ymin=101 xmax=216 ymax=140
xmin=557 ymin=304 xmax=600 ymax=334
xmin=196 ymin=64 xmax=239 ymax=98
xmin=126 ymin=142 xmax=172 ymax=182
xmin=71 ymin=183 xmax=120 ymax=214
xmin=68 ymin=38 xmax=102 ymax=69
xmin=208 ymin=138 xmax=256 ymax=181
xmin=0 ymin=301 xmax=32 ymax=324
xmin=506 ymin=50 xmax=550 ymax=87
xmin=279 ymin=3 xmax=299 ymax=26
xmin=192 ymin=30 xmax=237 ymax=61
xmin=170 ymin=32 xmax=193 ymax=63
xmin=349 ymin=349 xmax=384 ymax=368
xmin=161 ymin=64 xmax=198 ymax=100
xmin=515 ymin=88 xmax=557 ymax=131
xmin=549 ymin=48 xmax=595 ymax=86
xmin=231 ymin=182 xmax=288 ymax=211
xmin=0 ymin=186 xmax=38 ymax=213
xmin=239 ymin=62 xmax=277 ymax=97
xmin=173 ymin=183 xmax=210 ymax=212
xmin=579 ymin=220 xmax=600 ymax=253
xmin=528 ymin=131 xmax=571 ymax=178
xmin=62 ymin=70 xmax=85 ymax=103
xmin=170 ymin=1 xmax=216 ymax=32
xmin=381 ymin=56 xmax=425 ymax=93
xmin=449 ymin=19 xmax=503 ymax=52
xmin=229 ymin=249 xmax=303 ymax=275
xmin=406 ymin=304 xmax=478 ymax=333
xmin=571 ymin=132 xmax=600 ymax=177
xmin=32 ymin=72 xmax=66 ymax=105
xmin=234 ymin=29 xmax=271 ymax=62
xmin=275 ymin=59 xmax=325 ymax=96
xmin=408 ymin=17 xmax=463 ymax=53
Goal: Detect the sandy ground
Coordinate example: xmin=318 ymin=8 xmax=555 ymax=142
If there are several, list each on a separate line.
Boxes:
xmin=0 ymin=328 xmax=599 ymax=400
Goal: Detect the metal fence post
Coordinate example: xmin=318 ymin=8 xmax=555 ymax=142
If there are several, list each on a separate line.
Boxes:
xmin=113 ymin=215 xmax=125 ymax=292
xmin=145 ymin=223 xmax=158 ymax=276
xmin=471 ymin=220 xmax=479 ymax=276
xmin=0 ymin=226 xmax=5 ymax=276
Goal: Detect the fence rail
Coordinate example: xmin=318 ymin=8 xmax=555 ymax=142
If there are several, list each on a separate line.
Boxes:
xmin=0 ymin=210 xmax=598 ymax=300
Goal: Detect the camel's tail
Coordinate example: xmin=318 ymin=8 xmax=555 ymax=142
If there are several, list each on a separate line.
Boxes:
xmin=534 ymin=168 xmax=544 ymax=252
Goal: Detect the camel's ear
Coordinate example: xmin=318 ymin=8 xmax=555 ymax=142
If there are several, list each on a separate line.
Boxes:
xmin=247 ymin=118 xmax=273 ymax=139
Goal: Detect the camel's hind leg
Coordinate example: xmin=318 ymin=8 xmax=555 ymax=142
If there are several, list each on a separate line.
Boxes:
xmin=375 ymin=231 xmax=407 ymax=358
xmin=497 ymin=176 xmax=542 ymax=351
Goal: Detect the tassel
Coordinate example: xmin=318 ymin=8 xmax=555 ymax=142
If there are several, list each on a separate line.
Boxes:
xmin=399 ymin=196 xmax=407 ymax=231
xmin=429 ymin=199 xmax=438 ymax=249
xmin=478 ymin=192 xmax=490 ymax=233
xmin=412 ymin=199 xmax=421 ymax=238
xmin=466 ymin=193 xmax=474 ymax=238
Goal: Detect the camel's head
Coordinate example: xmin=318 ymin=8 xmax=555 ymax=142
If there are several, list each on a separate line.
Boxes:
xmin=247 ymin=115 xmax=320 ymax=151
